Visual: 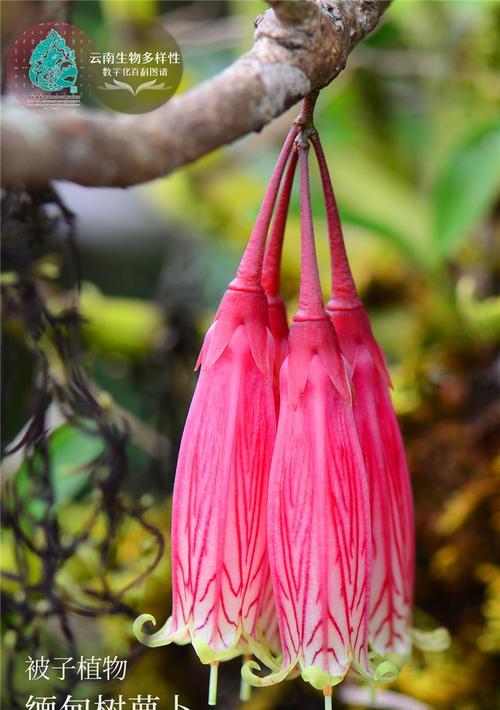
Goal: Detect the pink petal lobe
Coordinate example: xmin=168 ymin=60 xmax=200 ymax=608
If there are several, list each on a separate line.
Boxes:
xmin=267 ymin=295 xmax=289 ymax=408
xmin=329 ymin=306 xmax=414 ymax=659
xmin=246 ymin=305 xmax=273 ymax=379
xmin=267 ymin=295 xmax=289 ymax=368
xmin=352 ymin=349 xmax=415 ymax=658
xmin=195 ymin=323 xmax=214 ymax=371
xmin=329 ymin=305 xmax=391 ymax=388
xmin=201 ymin=287 xmax=273 ymax=379
xmin=268 ymin=323 xmax=371 ymax=688
xmin=171 ymin=318 xmax=276 ymax=661
xmin=255 ymin=567 xmax=281 ymax=657
xmin=288 ymin=319 xmax=351 ymax=407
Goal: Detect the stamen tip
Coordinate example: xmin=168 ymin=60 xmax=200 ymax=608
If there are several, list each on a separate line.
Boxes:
xmin=208 ymin=662 xmax=219 ymax=706
xmin=239 ymin=678 xmax=251 ymax=702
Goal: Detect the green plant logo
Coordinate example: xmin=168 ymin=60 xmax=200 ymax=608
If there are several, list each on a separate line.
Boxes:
xmin=29 ymin=28 xmax=78 ymax=92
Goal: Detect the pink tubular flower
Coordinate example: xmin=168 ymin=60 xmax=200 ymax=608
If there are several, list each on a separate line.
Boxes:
xmin=134 ymin=124 xmax=300 ymax=703
xmin=312 ymin=133 xmax=415 ymax=666
xmin=244 ymin=144 xmax=375 ymax=701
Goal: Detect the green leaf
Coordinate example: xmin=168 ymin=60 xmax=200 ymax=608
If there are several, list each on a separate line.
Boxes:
xmin=49 ymin=424 xmax=105 ymax=505
xmin=12 ymin=422 xmax=106 ymax=520
xmin=434 ymin=121 xmax=500 ymax=255
xmin=341 ymin=208 xmax=425 ymax=267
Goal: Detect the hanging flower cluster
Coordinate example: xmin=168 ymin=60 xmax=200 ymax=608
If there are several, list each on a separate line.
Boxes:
xmin=134 ymin=101 xmax=447 ymax=707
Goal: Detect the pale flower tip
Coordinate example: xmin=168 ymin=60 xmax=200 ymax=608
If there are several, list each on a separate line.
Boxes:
xmin=372 ymin=659 xmax=400 ymax=683
xmin=208 ymin=662 xmax=219 ymax=706
xmin=301 ymin=666 xmax=344 ymax=692
xmin=133 ymin=614 xmax=187 ymax=648
xmin=242 ymin=659 xmax=292 ymax=688
xmin=133 ymin=613 xmax=156 ymax=645
xmin=353 ymin=649 xmax=402 ymax=686
xmin=412 ymin=626 xmax=451 ymax=652
xmin=241 ymin=659 xmax=263 ymax=686
xmin=191 ymin=637 xmax=243 ymax=665
xmin=239 ymin=676 xmax=252 ymax=702
xmin=242 ymin=630 xmax=281 ymax=672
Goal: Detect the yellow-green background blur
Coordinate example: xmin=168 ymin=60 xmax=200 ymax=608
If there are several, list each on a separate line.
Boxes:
xmin=2 ymin=1 xmax=499 ymax=709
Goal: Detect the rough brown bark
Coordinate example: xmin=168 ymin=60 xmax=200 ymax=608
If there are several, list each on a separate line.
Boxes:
xmin=1 ymin=0 xmax=390 ymax=189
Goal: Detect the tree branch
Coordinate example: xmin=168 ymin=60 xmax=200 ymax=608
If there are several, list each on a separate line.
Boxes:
xmin=1 ymin=0 xmax=390 ymax=189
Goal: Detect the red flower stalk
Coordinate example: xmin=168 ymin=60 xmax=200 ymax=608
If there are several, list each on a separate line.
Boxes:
xmin=134 ymin=124 xmax=300 ymax=704
xmin=244 ymin=143 xmax=375 ymax=701
xmin=262 ymin=145 xmax=298 ymax=404
xmin=312 ymin=133 xmax=415 ymax=666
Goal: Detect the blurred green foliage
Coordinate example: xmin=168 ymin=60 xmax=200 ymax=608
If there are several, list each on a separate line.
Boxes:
xmin=1 ymin=1 xmax=499 ymax=710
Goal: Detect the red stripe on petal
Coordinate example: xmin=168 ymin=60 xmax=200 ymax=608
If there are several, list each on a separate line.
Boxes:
xmin=171 ymin=314 xmax=276 ymax=656
xmin=268 ymin=344 xmax=371 ymax=683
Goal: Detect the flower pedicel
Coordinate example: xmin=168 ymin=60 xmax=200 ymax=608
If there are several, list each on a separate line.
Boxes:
xmin=261 ymin=145 xmax=298 ymax=405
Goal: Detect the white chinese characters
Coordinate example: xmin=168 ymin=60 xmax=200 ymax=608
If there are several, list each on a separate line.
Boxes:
xmin=26 ymin=656 xmax=127 ymax=682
